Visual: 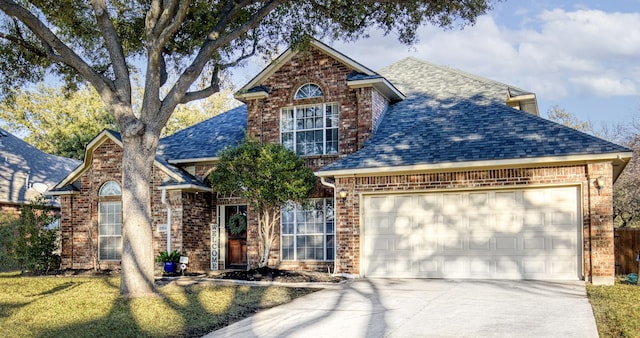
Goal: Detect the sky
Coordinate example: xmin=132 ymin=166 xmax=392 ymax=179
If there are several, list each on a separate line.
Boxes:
xmin=237 ymin=0 xmax=640 ymax=126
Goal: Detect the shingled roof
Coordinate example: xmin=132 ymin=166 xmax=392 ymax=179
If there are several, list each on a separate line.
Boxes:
xmin=0 ymin=128 xmax=80 ymax=204
xmin=158 ymin=105 xmax=247 ymax=163
xmin=318 ymin=57 xmax=631 ymax=176
xmin=49 ymin=129 xmax=210 ymax=194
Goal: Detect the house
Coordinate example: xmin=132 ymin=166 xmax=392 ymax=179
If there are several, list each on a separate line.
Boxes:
xmin=0 ymin=128 xmax=80 ymax=215
xmin=48 ymin=39 xmax=632 ymax=285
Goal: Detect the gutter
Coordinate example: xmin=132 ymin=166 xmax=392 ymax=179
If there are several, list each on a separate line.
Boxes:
xmin=320 ymin=177 xmax=338 ymax=275
xmin=161 ymin=189 xmax=171 ymax=253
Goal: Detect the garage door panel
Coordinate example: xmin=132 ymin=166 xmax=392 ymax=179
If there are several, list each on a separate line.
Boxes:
xmin=394 ymin=195 xmax=415 ymax=213
xmin=469 ymin=237 xmax=492 ymax=250
xmin=363 ymin=187 xmax=580 ymax=280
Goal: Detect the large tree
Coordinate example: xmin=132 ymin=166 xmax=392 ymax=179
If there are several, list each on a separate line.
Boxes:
xmin=0 ymin=0 xmax=495 ymax=297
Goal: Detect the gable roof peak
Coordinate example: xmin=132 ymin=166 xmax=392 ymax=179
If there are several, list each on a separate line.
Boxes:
xmin=237 ymin=37 xmax=378 ymax=96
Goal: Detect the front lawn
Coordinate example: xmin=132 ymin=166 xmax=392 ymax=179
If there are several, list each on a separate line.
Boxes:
xmin=0 ymin=272 xmax=315 ymax=337
xmin=587 ymin=282 xmax=640 ymax=337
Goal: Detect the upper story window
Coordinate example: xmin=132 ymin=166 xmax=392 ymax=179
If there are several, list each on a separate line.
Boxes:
xmin=295 ymin=83 xmax=323 ymax=99
xmin=98 ymin=181 xmax=122 ymax=261
xmin=99 ymin=181 xmax=122 ymax=196
xmin=281 ymin=103 xmax=339 ymax=156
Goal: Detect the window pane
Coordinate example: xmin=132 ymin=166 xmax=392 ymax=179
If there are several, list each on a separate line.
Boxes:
xmin=326 ymin=129 xmax=338 ymax=154
xmin=295 ymin=84 xmax=323 ymax=99
xmin=280 ymin=198 xmax=334 ymax=261
xmin=326 ymin=235 xmax=335 ymax=260
xmin=282 ymin=132 xmax=293 ymax=151
xmin=281 ymin=109 xmax=294 ymax=131
xmin=99 ymin=181 xmax=121 ymax=196
xmin=99 ymin=201 xmax=122 ymax=260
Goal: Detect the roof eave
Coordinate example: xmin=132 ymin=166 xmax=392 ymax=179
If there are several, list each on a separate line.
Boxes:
xmin=347 ymin=78 xmax=405 ymax=102
xmin=167 ymin=157 xmax=220 ymax=165
xmin=316 ymin=152 xmax=634 ymax=179
xmin=45 ymin=190 xmax=79 ymax=196
xmin=157 ymin=184 xmax=211 ymax=193
xmin=237 ymin=38 xmax=378 ymax=94
xmin=234 ymin=90 xmax=269 ymax=102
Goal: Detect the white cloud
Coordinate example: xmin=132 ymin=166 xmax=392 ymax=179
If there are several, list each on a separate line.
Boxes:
xmin=330 ymin=7 xmax=640 ymax=101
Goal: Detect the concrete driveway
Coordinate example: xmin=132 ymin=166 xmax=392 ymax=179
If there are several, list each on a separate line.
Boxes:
xmin=206 ymin=279 xmax=598 ymax=338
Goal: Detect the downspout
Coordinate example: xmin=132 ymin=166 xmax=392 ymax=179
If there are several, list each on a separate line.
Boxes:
xmin=320 ymin=177 xmax=336 ymax=274
xmin=161 ymin=188 xmax=171 ymax=252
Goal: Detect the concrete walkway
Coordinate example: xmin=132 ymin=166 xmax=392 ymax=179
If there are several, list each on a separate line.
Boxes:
xmin=205 ymin=279 xmax=598 ymax=338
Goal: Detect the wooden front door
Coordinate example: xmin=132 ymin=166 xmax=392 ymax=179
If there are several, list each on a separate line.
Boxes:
xmin=225 ymin=205 xmax=247 ymax=267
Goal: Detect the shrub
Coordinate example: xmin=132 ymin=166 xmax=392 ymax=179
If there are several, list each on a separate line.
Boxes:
xmin=156 ymin=250 xmax=182 ymax=263
xmin=2 ymin=197 xmax=60 ymax=274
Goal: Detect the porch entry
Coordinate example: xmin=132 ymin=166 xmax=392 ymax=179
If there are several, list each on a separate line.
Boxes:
xmin=225 ymin=205 xmax=247 ymax=268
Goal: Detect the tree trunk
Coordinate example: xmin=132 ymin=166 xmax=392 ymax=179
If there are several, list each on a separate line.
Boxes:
xmin=119 ymin=131 xmax=157 ymax=297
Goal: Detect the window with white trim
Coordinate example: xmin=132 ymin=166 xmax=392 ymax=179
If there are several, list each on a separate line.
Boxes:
xmin=98 ymin=181 xmax=122 ymax=261
xmin=295 ymin=83 xmax=323 ymax=99
xmin=281 ymin=198 xmax=334 ymax=261
xmin=280 ymin=104 xmax=339 ymax=155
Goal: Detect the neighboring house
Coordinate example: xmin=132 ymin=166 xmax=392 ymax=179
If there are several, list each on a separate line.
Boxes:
xmin=48 ymin=39 xmax=632 ymax=285
xmin=0 ymin=128 xmax=80 ymax=215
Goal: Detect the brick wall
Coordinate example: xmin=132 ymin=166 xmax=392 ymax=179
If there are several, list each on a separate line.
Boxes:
xmin=585 ymin=162 xmax=615 ymax=284
xmin=60 ymin=137 xmax=217 ymax=272
xmin=245 ymin=47 xmax=388 ymax=159
xmin=332 ymin=164 xmax=615 ymax=283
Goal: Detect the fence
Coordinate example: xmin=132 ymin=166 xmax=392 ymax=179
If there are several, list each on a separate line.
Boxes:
xmin=614 ymin=228 xmax=640 ymax=275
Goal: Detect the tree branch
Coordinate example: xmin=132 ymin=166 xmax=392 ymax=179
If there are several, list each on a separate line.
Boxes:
xmin=181 ymin=36 xmax=258 ymax=104
xmin=0 ymin=0 xmax=115 ymax=103
xmin=90 ymin=0 xmax=131 ymax=104
xmin=162 ymin=0 xmax=281 ymax=115
xmin=0 ymin=31 xmax=46 ymax=57
xmin=142 ymin=0 xmax=190 ymax=127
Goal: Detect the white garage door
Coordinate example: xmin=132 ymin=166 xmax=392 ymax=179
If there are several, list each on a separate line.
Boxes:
xmin=363 ymin=186 xmax=581 ymax=280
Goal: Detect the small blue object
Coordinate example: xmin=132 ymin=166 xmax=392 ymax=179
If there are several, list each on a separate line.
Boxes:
xmin=625 ymin=273 xmax=638 ymax=284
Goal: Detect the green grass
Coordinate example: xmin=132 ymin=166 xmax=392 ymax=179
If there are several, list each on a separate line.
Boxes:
xmin=587 ymin=282 xmax=640 ymax=337
xmin=0 ymin=272 xmax=316 ymax=337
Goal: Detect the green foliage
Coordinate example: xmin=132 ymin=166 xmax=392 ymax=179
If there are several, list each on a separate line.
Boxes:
xmin=210 ymin=137 xmax=316 ymax=267
xmin=1 ymin=197 xmax=60 ymax=274
xmin=0 ymin=211 xmax=18 ymax=271
xmin=0 ymin=1 xmax=495 ymax=96
xmin=162 ymin=89 xmax=238 ymax=136
xmin=210 ymin=137 xmax=316 ymax=211
xmin=155 ymin=249 xmax=181 ymax=263
xmin=0 ymin=85 xmax=116 ymax=159
xmin=228 ymin=213 xmax=247 ymax=235
xmin=587 ymin=283 xmax=640 ymax=337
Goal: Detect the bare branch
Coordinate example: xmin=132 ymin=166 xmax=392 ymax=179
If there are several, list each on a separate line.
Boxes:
xmin=142 ymin=0 xmax=190 ymax=124
xmin=90 ymin=0 xmax=131 ymax=104
xmin=181 ymin=37 xmax=259 ymax=104
xmin=163 ymin=0 xmax=281 ymax=115
xmin=156 ymin=0 xmax=188 ymax=46
xmin=144 ymin=0 xmax=162 ymax=37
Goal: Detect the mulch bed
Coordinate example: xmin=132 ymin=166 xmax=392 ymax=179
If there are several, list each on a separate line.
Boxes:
xmin=210 ymin=266 xmax=345 ymax=283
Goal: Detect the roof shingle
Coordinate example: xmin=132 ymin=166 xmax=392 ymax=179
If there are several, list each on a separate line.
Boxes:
xmin=319 ymin=58 xmax=630 ymax=172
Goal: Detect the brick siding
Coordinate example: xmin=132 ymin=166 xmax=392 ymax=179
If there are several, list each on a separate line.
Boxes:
xmin=333 ymin=163 xmax=615 ymax=283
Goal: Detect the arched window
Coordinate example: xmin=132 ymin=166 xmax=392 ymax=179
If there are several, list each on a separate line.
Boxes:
xmin=98 ymin=181 xmax=122 ymax=261
xmin=99 ymin=181 xmax=121 ymax=196
xmin=295 ymin=83 xmax=323 ymax=99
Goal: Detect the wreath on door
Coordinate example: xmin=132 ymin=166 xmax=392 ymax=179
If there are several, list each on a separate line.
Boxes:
xmin=228 ymin=213 xmax=247 ymax=235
